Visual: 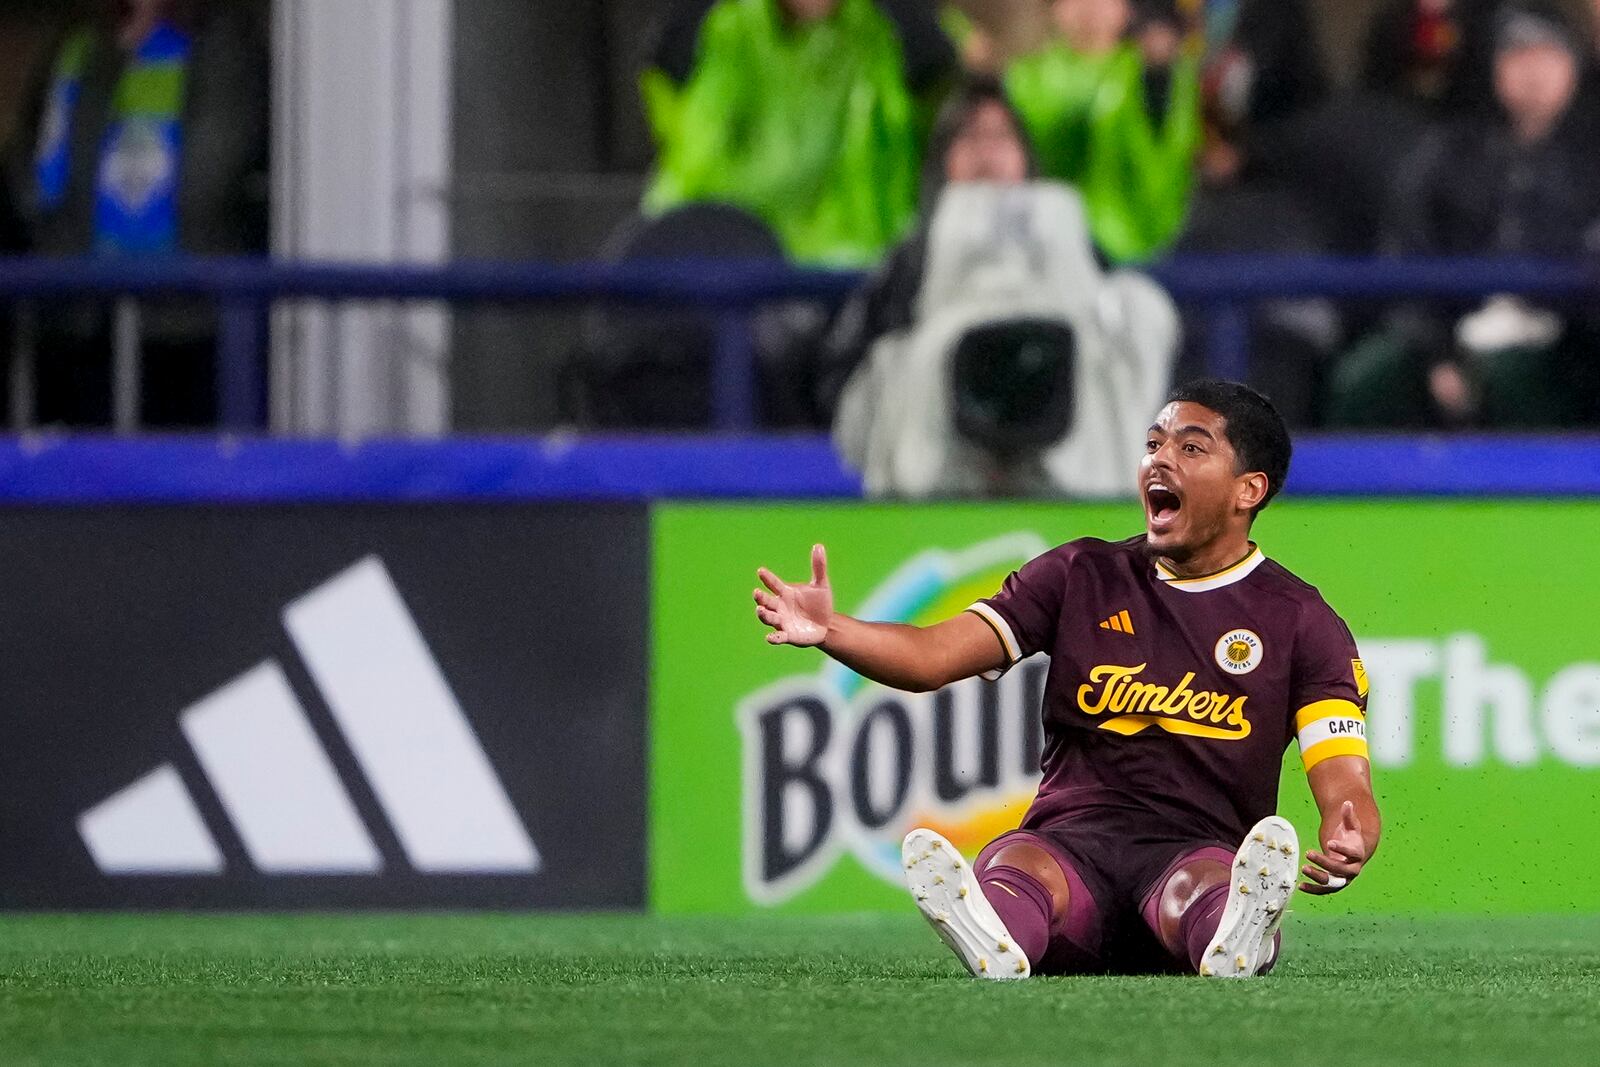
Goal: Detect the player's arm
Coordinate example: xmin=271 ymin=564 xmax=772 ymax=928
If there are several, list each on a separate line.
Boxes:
xmin=753 ymin=544 xmax=1008 ymax=692
xmin=1300 ymin=755 xmax=1382 ymax=896
xmin=1291 ymin=606 xmax=1381 ymax=896
xmin=815 ymin=612 xmax=1005 ymax=693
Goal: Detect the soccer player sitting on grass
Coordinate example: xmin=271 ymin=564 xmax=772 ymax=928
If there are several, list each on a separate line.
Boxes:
xmin=752 ymin=379 xmax=1379 ymax=978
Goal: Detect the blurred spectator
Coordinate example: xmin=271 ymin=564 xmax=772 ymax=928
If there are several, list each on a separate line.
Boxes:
xmin=1006 ymin=0 xmax=1203 ymax=263
xmin=1360 ymin=0 xmax=1501 ymax=116
xmin=641 ymin=0 xmax=955 ymax=268
xmin=1173 ymin=0 xmax=1336 ymax=427
xmin=1199 ymin=0 xmax=1326 ymax=130
xmin=1247 ymin=90 xmax=1431 ymax=257
xmin=1329 ymin=2 xmax=1600 ymax=428
xmin=828 ymin=78 xmax=1177 ymax=496
xmin=1005 ymin=0 xmax=1131 ymax=181
xmin=1575 ymin=0 xmax=1600 ymax=128
xmin=1178 ymin=148 xmax=1338 ymax=430
xmin=1 ymin=0 xmax=268 ymax=427
xmin=942 ymin=0 xmax=1055 ymax=73
xmin=938 ymin=4 xmax=998 ymax=73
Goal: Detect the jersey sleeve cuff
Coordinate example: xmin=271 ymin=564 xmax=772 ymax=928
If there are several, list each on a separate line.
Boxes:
xmin=965 ymin=602 xmax=1021 ymax=681
xmin=1296 ymin=698 xmax=1368 ymax=770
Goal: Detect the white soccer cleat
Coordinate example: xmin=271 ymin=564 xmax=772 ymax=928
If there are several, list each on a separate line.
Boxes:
xmin=902 ymin=828 xmax=1030 ymax=980
xmin=1201 ymin=815 xmax=1298 ymax=979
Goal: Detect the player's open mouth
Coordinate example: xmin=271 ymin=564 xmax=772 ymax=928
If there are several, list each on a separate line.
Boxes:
xmin=1145 ymin=483 xmax=1182 ymax=529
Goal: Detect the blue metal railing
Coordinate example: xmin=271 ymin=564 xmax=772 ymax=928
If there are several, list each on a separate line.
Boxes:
xmin=1 ymin=253 xmax=1596 ymax=431
xmin=4 ymin=432 xmax=1600 ymax=501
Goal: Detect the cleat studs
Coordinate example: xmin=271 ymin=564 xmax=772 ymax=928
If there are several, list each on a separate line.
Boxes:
xmin=998 ymin=941 xmax=1010 ymax=954
xmin=1266 ymin=902 xmax=1279 ymax=914
xmin=1252 ymin=832 xmax=1265 ymax=842
xmin=979 ymin=958 xmax=989 ymax=972
xmin=1280 ymin=843 xmax=1294 ymax=855
xmin=916 ymin=890 xmax=928 ymax=901
xmin=952 ymin=858 xmax=962 ymax=869
xmin=1212 ymin=944 xmax=1225 ymax=955
xmin=1267 ymin=840 xmax=1277 ymax=850
xmin=1016 ymin=959 xmax=1027 ymax=974
xmin=958 ymin=886 xmax=969 ymax=898
xmin=1236 ymin=954 xmax=1248 ymax=969
xmin=1258 ymin=866 xmax=1271 ymax=877
xmin=1200 ymin=963 xmax=1213 ymax=976
xmin=1238 ymin=883 xmax=1250 ymax=894
xmin=937 ymin=912 xmax=949 ymax=923
xmin=934 ymin=875 xmax=945 ymax=885
xmin=1236 ymin=856 xmax=1247 ymax=867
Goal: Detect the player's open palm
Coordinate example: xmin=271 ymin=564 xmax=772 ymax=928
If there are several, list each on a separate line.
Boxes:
xmin=754 ymin=544 xmax=833 ymax=647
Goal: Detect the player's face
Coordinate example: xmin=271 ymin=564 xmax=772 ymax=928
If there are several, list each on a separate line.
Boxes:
xmin=1140 ymin=402 xmax=1257 ymax=560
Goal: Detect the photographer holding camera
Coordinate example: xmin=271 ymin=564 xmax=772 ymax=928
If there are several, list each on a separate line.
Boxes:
xmin=824 ymin=77 xmax=1178 ymax=497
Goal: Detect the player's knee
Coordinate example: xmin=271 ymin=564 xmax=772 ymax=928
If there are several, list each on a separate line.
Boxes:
xmin=983 ymin=841 xmax=1073 ymax=917
xmin=1160 ymin=858 xmax=1229 ymax=913
xmin=1157 ymin=858 xmax=1230 ymax=940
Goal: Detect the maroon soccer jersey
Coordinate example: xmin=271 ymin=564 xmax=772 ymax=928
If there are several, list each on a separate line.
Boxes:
xmin=967 ymin=536 xmax=1369 ymax=848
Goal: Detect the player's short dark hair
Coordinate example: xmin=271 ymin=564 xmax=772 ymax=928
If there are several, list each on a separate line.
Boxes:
xmin=1166 ymin=379 xmax=1292 ymax=515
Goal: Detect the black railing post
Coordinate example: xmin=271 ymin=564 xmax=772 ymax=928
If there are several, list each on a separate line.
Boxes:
xmin=217 ymin=298 xmax=266 ymax=431
xmin=1205 ymin=301 xmax=1251 ymax=382
xmin=9 ymin=299 xmax=36 ymax=430
xmin=712 ymin=310 xmax=757 ymax=431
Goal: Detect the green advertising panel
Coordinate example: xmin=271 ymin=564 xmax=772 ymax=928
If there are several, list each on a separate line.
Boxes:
xmin=652 ymin=501 xmax=1600 ymax=915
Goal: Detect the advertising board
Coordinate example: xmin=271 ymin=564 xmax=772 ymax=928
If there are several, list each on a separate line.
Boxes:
xmin=0 ymin=504 xmax=649 ymax=908
xmin=653 ymin=501 xmax=1600 ymax=914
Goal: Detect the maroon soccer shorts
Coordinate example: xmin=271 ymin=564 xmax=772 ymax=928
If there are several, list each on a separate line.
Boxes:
xmin=976 ymin=819 xmax=1236 ymax=975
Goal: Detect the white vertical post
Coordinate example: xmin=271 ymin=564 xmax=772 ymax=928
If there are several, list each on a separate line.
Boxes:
xmin=271 ymin=0 xmax=454 ymax=436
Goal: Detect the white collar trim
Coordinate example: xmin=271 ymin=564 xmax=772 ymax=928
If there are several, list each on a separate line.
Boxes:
xmin=1154 ymin=546 xmax=1265 ymax=593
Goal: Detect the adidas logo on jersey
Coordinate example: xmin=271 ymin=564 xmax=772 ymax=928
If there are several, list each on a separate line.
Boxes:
xmin=1098 ymin=610 xmax=1135 ymax=635
xmin=75 ymin=556 xmax=541 ymax=877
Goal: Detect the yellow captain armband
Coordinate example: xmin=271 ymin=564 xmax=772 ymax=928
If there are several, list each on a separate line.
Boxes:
xmin=1295 ymin=699 xmax=1369 ymax=771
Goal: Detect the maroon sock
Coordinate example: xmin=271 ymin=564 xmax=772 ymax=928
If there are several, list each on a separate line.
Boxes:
xmin=1179 ymin=883 xmax=1230 ymax=973
xmin=977 ymin=865 xmax=1053 ymax=966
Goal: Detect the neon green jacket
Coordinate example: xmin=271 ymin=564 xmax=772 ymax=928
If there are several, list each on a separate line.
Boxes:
xmin=1008 ymin=42 xmax=1201 ymax=263
xmin=1006 ymin=40 xmax=1121 ymax=186
xmin=642 ymin=0 xmax=921 ymax=267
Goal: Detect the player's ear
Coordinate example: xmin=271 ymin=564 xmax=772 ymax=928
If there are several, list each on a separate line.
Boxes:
xmin=1236 ymin=471 xmax=1269 ymax=514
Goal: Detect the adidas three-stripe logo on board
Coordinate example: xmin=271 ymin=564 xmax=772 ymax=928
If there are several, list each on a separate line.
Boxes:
xmin=76 ymin=556 xmax=541 ymax=876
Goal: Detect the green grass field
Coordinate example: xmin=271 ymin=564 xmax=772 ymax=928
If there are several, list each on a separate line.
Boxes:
xmin=1 ymin=913 xmax=1596 ymax=1066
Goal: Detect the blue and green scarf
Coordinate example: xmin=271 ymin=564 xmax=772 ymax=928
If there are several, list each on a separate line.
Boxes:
xmin=35 ymin=22 xmax=192 ymax=255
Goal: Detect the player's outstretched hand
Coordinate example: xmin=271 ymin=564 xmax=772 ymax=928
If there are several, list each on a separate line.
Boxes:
xmin=1299 ymin=800 xmax=1366 ymax=895
xmin=754 ymin=544 xmax=833 ymax=648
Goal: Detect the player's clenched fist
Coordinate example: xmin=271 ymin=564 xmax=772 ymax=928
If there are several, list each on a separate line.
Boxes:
xmin=754 ymin=544 xmax=833 ymax=647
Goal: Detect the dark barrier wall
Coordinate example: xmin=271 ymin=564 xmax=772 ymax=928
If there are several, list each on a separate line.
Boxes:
xmin=0 ymin=504 xmax=649 ymax=908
